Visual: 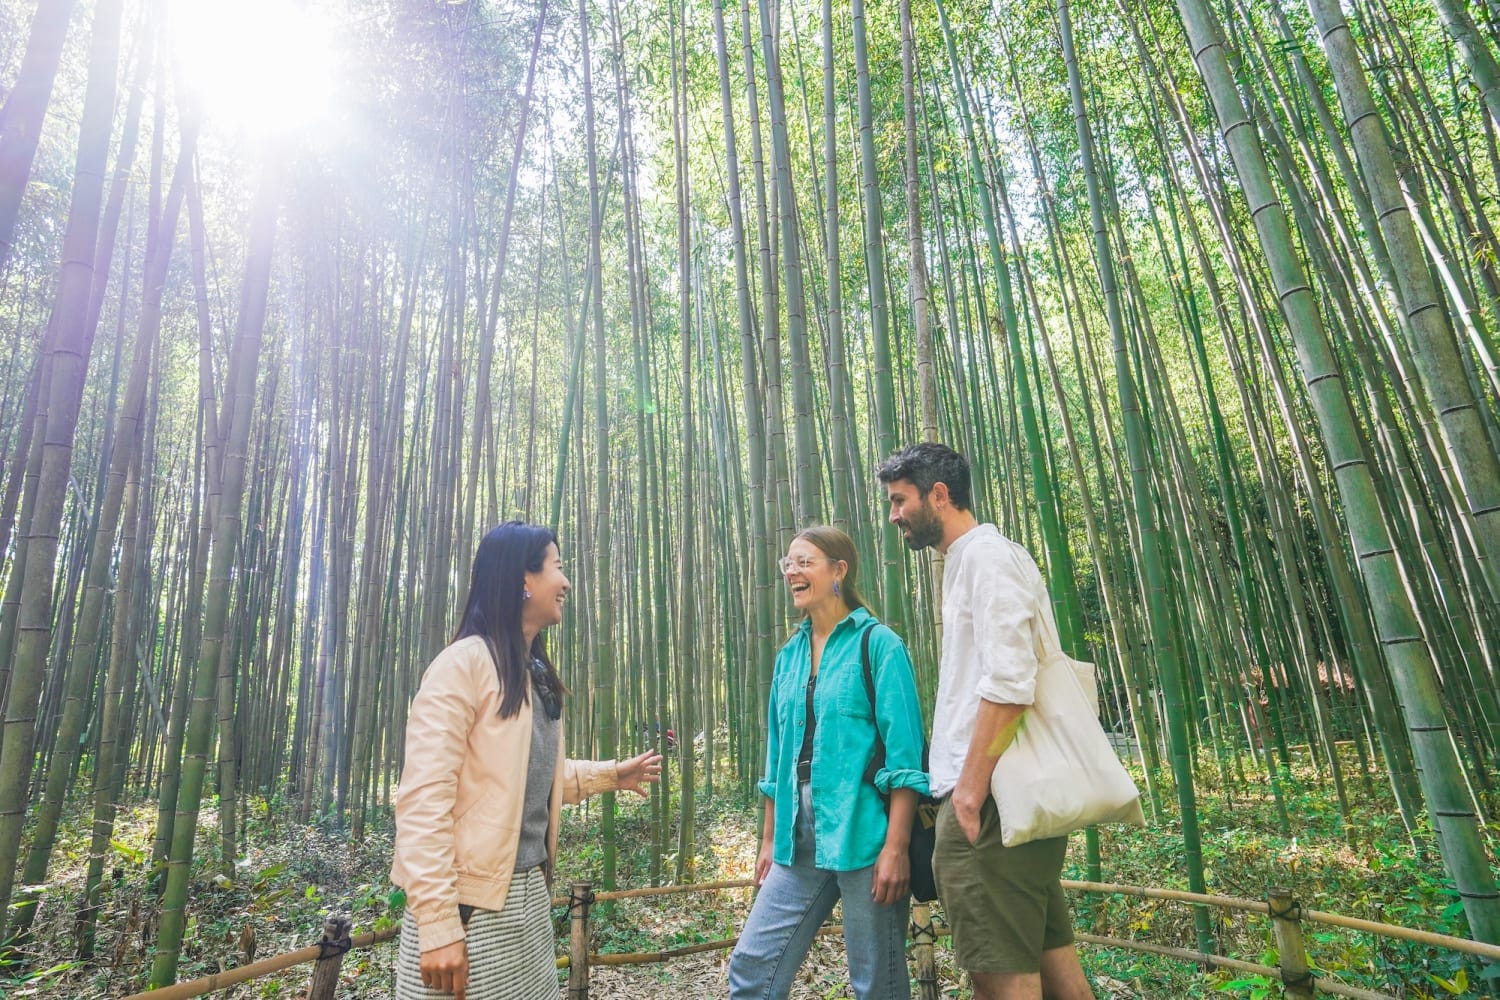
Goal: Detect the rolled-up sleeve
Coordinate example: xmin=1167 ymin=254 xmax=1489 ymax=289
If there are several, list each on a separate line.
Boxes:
xmin=561 ymin=757 xmax=618 ymax=803
xmin=869 ymin=628 xmax=930 ymax=796
xmin=970 ymin=550 xmax=1042 ymax=706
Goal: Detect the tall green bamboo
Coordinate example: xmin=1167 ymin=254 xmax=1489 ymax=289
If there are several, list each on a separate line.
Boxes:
xmin=900 ymin=0 xmax=937 ymax=442
xmin=1057 ymin=0 xmax=1213 ymax=950
xmin=1305 ymin=0 xmax=1500 ymax=611
xmin=712 ymin=0 xmax=775 ymax=779
xmin=9 ymin=19 xmax=155 ymax=938
xmin=150 ymin=158 xmax=282 ymax=986
xmin=578 ymin=0 xmax=620 ymax=888
xmin=759 ymin=0 xmax=821 ymax=525
xmin=0 ymin=0 xmax=79 ymax=272
xmin=78 ymin=409 xmax=148 ymax=956
xmin=0 ymin=0 xmax=124 ymax=935
xmin=1175 ymin=0 xmax=1500 ymax=944
xmin=821 ymin=0 xmax=854 ymax=532
xmin=671 ymin=0 xmax=698 ymax=881
xmin=849 ymin=0 xmax=908 ymax=626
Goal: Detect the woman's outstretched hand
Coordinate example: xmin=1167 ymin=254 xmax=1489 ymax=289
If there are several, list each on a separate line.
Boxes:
xmin=616 ymin=749 xmax=663 ymax=797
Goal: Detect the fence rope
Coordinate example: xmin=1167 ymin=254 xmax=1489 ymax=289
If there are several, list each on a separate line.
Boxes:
xmin=1061 ymin=879 xmax=1500 ymax=962
xmin=122 ymin=876 xmax=1496 ymax=1000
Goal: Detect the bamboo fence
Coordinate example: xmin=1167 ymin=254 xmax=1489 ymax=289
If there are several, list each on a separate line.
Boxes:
xmin=116 ymin=876 xmax=1500 ymax=1000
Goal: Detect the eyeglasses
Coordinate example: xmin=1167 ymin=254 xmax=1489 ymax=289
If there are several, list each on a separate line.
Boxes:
xmin=777 ymin=555 xmax=833 ymax=574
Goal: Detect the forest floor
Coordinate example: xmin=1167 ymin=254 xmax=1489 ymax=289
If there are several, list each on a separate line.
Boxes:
xmin=9 ymin=744 xmax=1496 ymax=999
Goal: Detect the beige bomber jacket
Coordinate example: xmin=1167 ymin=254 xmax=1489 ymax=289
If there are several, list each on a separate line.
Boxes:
xmin=390 ymin=635 xmax=619 ymax=953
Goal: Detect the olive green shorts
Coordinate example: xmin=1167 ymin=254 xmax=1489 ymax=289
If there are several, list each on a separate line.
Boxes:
xmin=932 ymin=795 xmax=1074 ymax=974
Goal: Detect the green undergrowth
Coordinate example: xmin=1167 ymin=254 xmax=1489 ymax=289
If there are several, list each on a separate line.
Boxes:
xmin=1064 ymin=745 xmax=1498 ymax=998
xmin=9 ymin=744 xmax=1498 ymax=998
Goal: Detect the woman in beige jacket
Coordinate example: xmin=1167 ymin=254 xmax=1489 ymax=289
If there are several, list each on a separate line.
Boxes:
xmin=391 ymin=521 xmax=661 ymax=999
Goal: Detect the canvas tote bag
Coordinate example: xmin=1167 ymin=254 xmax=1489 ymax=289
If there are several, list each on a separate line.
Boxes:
xmin=989 ymin=581 xmax=1145 ymax=847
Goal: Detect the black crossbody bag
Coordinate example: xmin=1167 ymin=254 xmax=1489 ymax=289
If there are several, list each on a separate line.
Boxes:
xmin=858 ymin=625 xmax=939 ymax=903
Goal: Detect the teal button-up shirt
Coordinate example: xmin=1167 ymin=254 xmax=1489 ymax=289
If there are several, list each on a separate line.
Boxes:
xmin=757 ymin=607 xmax=930 ymax=871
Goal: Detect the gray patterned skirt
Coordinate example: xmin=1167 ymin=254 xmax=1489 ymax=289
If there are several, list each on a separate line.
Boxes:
xmin=394 ymin=866 xmax=558 ymax=999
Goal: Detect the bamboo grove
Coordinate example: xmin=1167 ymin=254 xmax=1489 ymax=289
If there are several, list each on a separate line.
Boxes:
xmin=0 ymin=0 xmax=1498 ymax=985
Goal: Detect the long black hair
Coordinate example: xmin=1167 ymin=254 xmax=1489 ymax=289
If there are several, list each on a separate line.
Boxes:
xmin=454 ymin=521 xmax=566 ymax=720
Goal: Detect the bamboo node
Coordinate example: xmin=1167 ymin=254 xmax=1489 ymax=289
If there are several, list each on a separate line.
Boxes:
xmin=1222 ymin=119 xmax=1254 ymax=143
xmin=1317 ymin=22 xmax=1350 ymax=44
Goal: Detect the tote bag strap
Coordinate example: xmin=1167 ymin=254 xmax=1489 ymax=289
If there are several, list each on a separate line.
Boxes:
xmin=1021 ymin=552 xmax=1102 ymax=717
xmin=1006 ymin=540 xmax=1061 ymax=669
xmin=1034 ymin=586 xmax=1065 ymax=662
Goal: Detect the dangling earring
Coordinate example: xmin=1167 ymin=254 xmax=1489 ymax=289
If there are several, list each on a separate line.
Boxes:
xmin=832 ymin=579 xmax=841 ymax=597
xmin=523 ymin=587 xmax=532 ymax=600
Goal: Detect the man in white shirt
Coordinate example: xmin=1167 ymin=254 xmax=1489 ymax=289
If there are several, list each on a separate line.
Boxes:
xmin=876 ymin=443 xmax=1093 ymax=1000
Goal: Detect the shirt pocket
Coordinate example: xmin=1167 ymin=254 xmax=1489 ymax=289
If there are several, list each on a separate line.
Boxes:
xmin=833 ymin=669 xmax=875 ymax=721
xmin=773 ymin=670 xmax=807 ymax=725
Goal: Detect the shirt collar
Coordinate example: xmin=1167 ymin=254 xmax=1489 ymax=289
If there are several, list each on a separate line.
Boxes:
xmin=796 ymin=605 xmax=873 ymax=636
xmin=946 ymin=522 xmax=997 ymax=560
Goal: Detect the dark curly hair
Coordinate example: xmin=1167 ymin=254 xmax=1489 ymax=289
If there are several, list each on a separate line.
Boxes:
xmin=875 ymin=443 xmax=973 ymax=511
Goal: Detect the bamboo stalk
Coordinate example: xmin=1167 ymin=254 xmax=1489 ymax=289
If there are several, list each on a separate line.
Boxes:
xmin=305 ymin=914 xmax=353 ymax=1000
xmin=568 ymin=880 xmax=594 ymax=1000
xmin=911 ymin=900 xmax=938 ymax=1000
xmin=1268 ymin=887 xmax=1315 ymax=999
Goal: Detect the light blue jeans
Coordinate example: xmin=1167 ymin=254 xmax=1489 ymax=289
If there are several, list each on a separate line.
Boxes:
xmin=729 ymin=784 xmax=911 ymax=1000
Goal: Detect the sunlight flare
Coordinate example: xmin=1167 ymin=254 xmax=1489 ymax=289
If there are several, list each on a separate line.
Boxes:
xmin=170 ymin=0 xmax=340 ymax=137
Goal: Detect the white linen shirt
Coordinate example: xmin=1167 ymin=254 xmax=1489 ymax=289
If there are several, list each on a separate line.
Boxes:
xmin=928 ymin=523 xmax=1046 ymax=797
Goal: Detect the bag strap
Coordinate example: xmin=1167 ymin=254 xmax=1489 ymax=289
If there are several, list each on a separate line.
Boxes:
xmin=1034 ymin=590 xmax=1063 ymax=663
xmin=859 ymin=621 xmax=929 ymax=794
xmin=1005 ymin=540 xmax=1062 ymax=666
xmin=858 ymin=623 xmax=885 ymax=789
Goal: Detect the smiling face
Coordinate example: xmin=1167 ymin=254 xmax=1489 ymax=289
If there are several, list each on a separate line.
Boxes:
xmin=885 ymin=478 xmax=945 ymax=551
xmin=522 ymin=543 xmax=571 ymax=633
xmin=781 ymin=537 xmax=846 ymax=614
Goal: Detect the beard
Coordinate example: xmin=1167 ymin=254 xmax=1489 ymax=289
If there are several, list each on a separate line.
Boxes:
xmin=898 ymin=504 xmax=944 ymax=551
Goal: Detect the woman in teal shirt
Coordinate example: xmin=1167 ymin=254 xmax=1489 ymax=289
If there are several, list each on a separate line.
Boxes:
xmin=729 ymin=526 xmax=929 ymax=1000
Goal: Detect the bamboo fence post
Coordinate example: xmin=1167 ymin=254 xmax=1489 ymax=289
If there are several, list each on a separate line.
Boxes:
xmin=1268 ymin=886 xmax=1315 ymax=999
xmin=306 ymin=913 xmax=352 ymax=1000
xmin=568 ymin=880 xmax=595 ymax=1000
xmin=910 ymin=901 xmax=938 ymax=1000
